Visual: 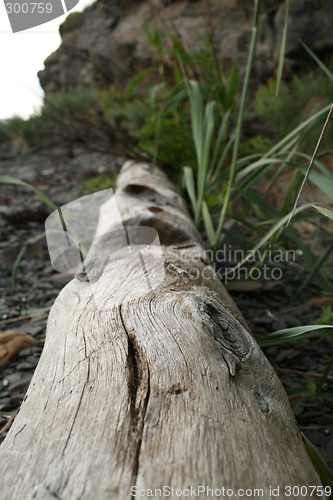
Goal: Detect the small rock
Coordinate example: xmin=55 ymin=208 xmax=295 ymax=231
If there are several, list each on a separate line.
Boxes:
xmin=16 ymin=362 xmax=36 ymax=371
xmin=1 ymin=374 xmax=22 ymax=386
xmin=0 ymin=398 xmax=12 ymax=411
xmin=275 ymin=349 xmax=295 ymax=363
xmin=8 ymin=376 xmax=32 ymax=392
xmin=10 ymin=395 xmax=23 ymax=406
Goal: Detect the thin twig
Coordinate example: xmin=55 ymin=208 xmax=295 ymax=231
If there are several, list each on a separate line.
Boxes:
xmin=286 ymin=102 xmax=333 ymax=227
xmin=0 ymin=410 xmax=19 ymax=439
xmin=0 ymin=311 xmax=49 ymax=326
xmin=274 ymin=366 xmax=333 ymax=382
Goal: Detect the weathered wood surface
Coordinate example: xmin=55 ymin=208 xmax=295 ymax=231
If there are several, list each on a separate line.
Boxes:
xmin=0 ymin=162 xmax=323 ymax=499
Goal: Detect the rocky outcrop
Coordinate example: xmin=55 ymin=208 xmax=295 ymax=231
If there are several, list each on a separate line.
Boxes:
xmin=38 ymin=0 xmax=333 ymax=94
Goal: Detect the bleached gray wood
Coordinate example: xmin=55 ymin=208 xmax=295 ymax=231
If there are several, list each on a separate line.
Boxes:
xmin=0 ymin=161 xmax=323 ymax=499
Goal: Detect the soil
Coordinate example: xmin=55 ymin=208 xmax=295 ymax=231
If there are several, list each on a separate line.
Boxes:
xmin=0 ymin=143 xmax=332 ymax=480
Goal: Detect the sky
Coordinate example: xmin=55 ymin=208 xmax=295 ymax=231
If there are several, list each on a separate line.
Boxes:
xmin=0 ymin=0 xmax=95 ymax=120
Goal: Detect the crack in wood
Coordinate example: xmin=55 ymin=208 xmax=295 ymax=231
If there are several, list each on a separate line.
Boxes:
xmin=61 ymin=332 xmax=90 ymax=457
xmin=43 ymin=484 xmax=63 ymax=499
xmin=14 ymin=424 xmax=26 ymax=439
xmin=58 ymin=340 xmax=112 ymax=383
xmin=132 ymin=368 xmax=150 ymax=497
xmin=119 ymin=305 xmax=150 ymax=495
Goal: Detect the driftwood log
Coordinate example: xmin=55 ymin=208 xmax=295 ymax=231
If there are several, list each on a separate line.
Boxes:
xmin=0 ymin=162 xmax=324 ymax=499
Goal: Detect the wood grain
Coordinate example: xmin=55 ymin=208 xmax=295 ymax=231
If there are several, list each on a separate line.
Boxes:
xmin=0 ymin=161 xmax=324 ymax=499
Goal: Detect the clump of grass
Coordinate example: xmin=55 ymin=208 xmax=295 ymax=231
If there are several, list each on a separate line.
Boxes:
xmin=0 ymin=115 xmax=40 ymax=148
xmin=0 ymin=89 xmax=115 ymax=150
xmin=78 ymin=175 xmax=117 ymax=193
xmin=95 ymin=30 xmax=239 ymax=178
xmin=253 ymin=62 xmax=333 ymax=151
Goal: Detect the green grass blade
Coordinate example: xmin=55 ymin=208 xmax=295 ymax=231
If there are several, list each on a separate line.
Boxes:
xmin=317 ymin=355 xmax=333 ymax=394
xmin=280 ymin=169 xmax=301 ymax=215
xmin=210 ymin=111 xmax=230 ymax=178
xmin=183 ymin=166 xmax=197 ymax=213
xmin=197 ymin=100 xmax=215 ymax=216
xmin=214 ymin=133 xmax=234 ymax=181
xmin=236 ymin=157 xmax=286 ymax=184
xmin=124 ymin=67 xmax=158 ymax=100
xmin=298 ymin=241 xmax=333 ymax=293
xmin=301 ymin=433 xmax=333 ymax=488
xmin=189 ymin=80 xmax=204 ymax=167
xmin=313 ymin=205 xmax=333 ymax=220
xmin=202 ymin=201 xmax=215 ymax=246
xmin=299 ymin=39 xmax=333 ymax=83
xmin=295 ymin=164 xmax=333 ymax=199
xmin=275 ymin=0 xmax=290 ymax=96
xmin=263 ymin=104 xmax=331 ymax=158
xmin=0 ymin=176 xmax=57 ymax=211
xmin=225 ymin=202 xmax=313 ymax=275
xmin=10 ymin=243 xmax=28 ymax=295
xmin=286 ymin=103 xmax=333 ymax=226
xmin=259 ymin=324 xmax=333 ymax=347
xmin=22 ymin=306 xmax=52 ymax=316
xmin=0 ymin=175 xmax=88 ymax=259
xmin=215 ymin=0 xmax=261 ymax=248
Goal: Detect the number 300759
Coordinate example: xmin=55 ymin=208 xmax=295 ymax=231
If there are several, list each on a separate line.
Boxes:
xmin=5 ymin=2 xmax=53 ymax=14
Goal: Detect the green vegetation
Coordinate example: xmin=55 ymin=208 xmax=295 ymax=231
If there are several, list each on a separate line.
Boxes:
xmin=0 ymin=89 xmax=104 ymax=148
xmin=253 ymin=66 xmax=333 ymax=151
xmin=95 ymin=29 xmax=239 ymax=180
xmin=78 ymin=174 xmax=117 ymax=193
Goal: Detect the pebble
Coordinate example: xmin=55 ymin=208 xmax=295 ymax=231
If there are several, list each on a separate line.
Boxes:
xmin=317 ymin=415 xmax=333 ymax=426
xmin=2 ymin=374 xmax=22 ymax=386
xmin=292 ymin=405 xmax=304 ymax=418
xmin=263 ymin=346 xmax=279 ymax=357
xmin=31 ymin=346 xmax=43 ymax=354
xmin=18 ymin=348 xmax=34 ymax=358
xmin=16 ymin=362 xmax=36 ymax=371
xmin=10 ymin=395 xmax=23 ymax=406
xmin=326 ymin=436 xmax=333 ymax=453
xmin=252 ymin=316 xmax=273 ymax=325
xmin=272 ymin=320 xmax=286 ymax=330
xmin=7 ymin=376 xmax=32 ymax=392
xmin=26 ymin=325 xmax=45 ymax=336
xmin=0 ymin=398 xmax=12 ymax=411
xmin=298 ymin=410 xmax=323 ymax=422
xmin=275 ymin=349 xmax=295 ymax=363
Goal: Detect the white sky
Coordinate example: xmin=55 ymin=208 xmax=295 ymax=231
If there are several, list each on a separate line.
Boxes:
xmin=0 ymin=0 xmax=95 ymax=120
